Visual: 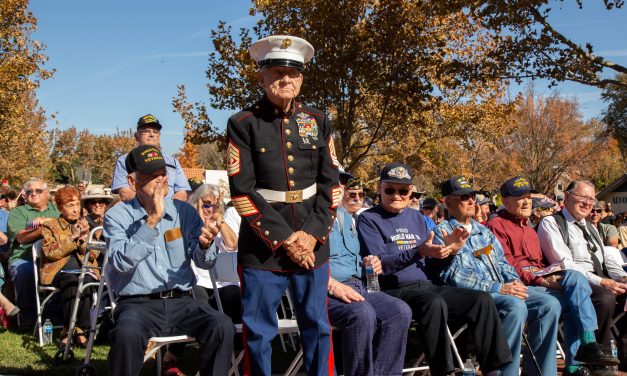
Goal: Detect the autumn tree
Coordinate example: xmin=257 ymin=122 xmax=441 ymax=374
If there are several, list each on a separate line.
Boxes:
xmin=502 ymin=88 xmax=608 ymax=194
xmin=602 ymin=74 xmax=627 ymax=158
xmin=175 ymin=133 xmax=201 ymax=169
xmin=0 ymin=0 xmax=53 ymax=185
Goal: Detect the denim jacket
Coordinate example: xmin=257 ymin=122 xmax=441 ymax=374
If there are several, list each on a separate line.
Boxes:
xmin=433 ymin=218 xmax=520 ymax=293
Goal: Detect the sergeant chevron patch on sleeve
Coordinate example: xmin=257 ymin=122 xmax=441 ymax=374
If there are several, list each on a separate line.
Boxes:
xmin=231 ymin=195 xmax=259 ymax=217
xmin=226 ymin=140 xmax=241 ymax=176
xmin=328 ymin=137 xmax=339 ymax=167
xmin=331 ymin=186 xmax=342 ymax=208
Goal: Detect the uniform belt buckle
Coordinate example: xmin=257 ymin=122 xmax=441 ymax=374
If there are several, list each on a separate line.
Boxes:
xmin=285 ymin=190 xmax=303 ymax=203
xmin=159 ymin=290 xmax=175 ymax=299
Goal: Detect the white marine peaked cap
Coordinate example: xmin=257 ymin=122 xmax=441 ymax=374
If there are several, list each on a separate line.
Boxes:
xmin=249 ymin=35 xmax=314 ymax=71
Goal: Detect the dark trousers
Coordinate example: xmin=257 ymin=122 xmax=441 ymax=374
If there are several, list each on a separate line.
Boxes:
xmin=384 ymin=281 xmax=512 ymax=376
xmin=327 ymin=279 xmax=412 ymax=376
xmin=108 ymin=295 xmax=234 ymax=376
xmin=51 ymin=272 xmax=97 ymax=331
xmin=589 ymin=284 xmax=627 ymax=362
xmin=239 ymin=263 xmax=334 ymax=376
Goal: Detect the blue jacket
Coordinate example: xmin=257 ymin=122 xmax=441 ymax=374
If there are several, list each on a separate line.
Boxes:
xmin=329 ymin=206 xmax=362 ymax=282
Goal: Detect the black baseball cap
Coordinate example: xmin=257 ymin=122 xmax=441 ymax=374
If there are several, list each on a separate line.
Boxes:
xmin=441 ymin=175 xmax=476 ymax=196
xmin=380 ymin=163 xmax=413 ymax=184
xmin=532 ymin=197 xmax=555 ymax=209
xmin=345 ymin=177 xmax=363 ymax=190
xmin=421 ymin=198 xmax=438 ymax=209
xmin=339 ymin=171 xmax=355 ymax=186
xmin=125 ymin=145 xmax=174 ymax=175
xmin=500 ymin=176 xmax=537 ymax=197
xmin=137 ymin=114 xmax=162 ymax=130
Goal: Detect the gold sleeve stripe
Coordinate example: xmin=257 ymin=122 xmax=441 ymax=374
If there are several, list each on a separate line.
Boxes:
xmin=227 ymin=140 xmax=241 ymax=176
xmin=231 ymin=196 xmax=259 ymax=217
xmin=328 ymin=137 xmax=339 ymax=167
xmin=331 ymin=187 xmax=342 ymax=208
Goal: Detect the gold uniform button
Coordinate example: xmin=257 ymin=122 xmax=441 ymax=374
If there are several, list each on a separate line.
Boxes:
xmin=312 ymin=145 xmax=317 ymax=150
xmin=255 ymin=222 xmax=261 ymax=226
xmin=287 ymin=155 xmax=294 ymax=161
xmin=286 ymin=142 xmax=293 ymax=149
xmin=289 ymin=180 xmax=295 ymax=187
xmin=288 ymin=167 xmax=294 ymax=174
xmin=260 ymin=147 xmax=266 ymax=153
xmin=322 ymin=236 xmax=326 ymax=240
xmin=264 ymin=231 xmax=269 ymax=236
xmin=273 ymin=240 xmax=278 ymax=245
xmin=255 ymin=105 xmax=259 ymax=109
xmin=328 ymin=226 xmax=331 ymax=230
xmin=283 ymin=118 xmax=290 ymax=124
xmin=285 ymin=129 xmax=292 ymax=135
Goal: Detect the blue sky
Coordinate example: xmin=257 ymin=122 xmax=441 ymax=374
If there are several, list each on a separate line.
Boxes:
xmin=30 ymin=1 xmax=626 ymax=155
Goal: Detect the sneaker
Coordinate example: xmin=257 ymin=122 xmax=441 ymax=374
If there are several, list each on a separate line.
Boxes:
xmin=162 ymin=358 xmax=182 ymax=376
xmin=575 ymin=342 xmax=620 ymax=366
xmin=563 ymin=366 xmax=592 ymax=376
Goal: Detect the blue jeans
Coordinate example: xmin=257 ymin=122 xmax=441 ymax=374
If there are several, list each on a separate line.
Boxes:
xmin=491 ymin=286 xmax=561 ymax=376
xmin=9 ymin=258 xmax=36 ymax=324
xmin=240 ymin=263 xmax=334 ymax=376
xmin=536 ymin=270 xmax=597 ymax=366
xmin=327 ymin=279 xmax=412 ymax=376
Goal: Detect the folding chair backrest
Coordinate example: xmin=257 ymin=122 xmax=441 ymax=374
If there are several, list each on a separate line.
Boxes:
xmin=213 ymin=252 xmax=239 ymax=283
xmin=31 ymin=240 xmax=43 ymax=287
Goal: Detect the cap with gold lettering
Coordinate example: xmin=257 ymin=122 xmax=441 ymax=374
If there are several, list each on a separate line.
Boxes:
xmin=125 ymin=145 xmax=174 ymax=175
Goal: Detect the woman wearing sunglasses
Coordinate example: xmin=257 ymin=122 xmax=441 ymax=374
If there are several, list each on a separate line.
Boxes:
xmin=81 ymin=187 xmax=113 ymax=241
xmin=588 ymin=202 xmax=620 ymax=249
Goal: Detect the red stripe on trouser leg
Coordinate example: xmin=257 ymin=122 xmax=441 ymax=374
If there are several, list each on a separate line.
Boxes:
xmin=238 ymin=265 xmax=252 ymax=376
xmin=326 ymin=264 xmax=335 ymax=375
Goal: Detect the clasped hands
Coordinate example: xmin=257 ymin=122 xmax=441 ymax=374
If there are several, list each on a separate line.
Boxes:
xmin=284 ymin=231 xmax=317 ymax=269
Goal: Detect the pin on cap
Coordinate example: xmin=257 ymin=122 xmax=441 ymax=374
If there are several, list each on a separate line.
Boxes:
xmin=125 ymin=145 xmax=174 ymax=175
xmin=137 ymin=114 xmax=162 ymax=130
xmin=441 ymin=176 xmax=476 ymax=197
xmin=250 ymin=35 xmax=314 ymax=71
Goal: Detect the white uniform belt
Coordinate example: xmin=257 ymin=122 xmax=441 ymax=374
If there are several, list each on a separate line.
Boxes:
xmin=257 ymin=183 xmax=317 ymax=203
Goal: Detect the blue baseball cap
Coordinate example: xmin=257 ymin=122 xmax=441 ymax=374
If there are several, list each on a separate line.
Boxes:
xmin=441 ymin=175 xmax=476 ymax=196
xmin=500 ymin=176 xmax=537 ymax=197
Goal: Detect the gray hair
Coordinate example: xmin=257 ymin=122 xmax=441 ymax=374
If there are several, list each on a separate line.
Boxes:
xmin=23 ymin=177 xmax=48 ymax=191
xmin=566 ymin=180 xmax=595 ymax=193
xmin=188 ymin=184 xmax=219 ymax=205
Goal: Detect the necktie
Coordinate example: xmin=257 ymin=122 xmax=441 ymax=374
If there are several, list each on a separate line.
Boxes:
xmin=574 ymin=222 xmax=606 ymax=277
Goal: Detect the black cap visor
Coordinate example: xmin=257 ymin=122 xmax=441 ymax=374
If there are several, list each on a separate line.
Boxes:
xmin=259 ymin=59 xmax=304 ymax=71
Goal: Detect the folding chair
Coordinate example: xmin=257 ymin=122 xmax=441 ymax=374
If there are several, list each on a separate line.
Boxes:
xmin=31 ymin=240 xmax=61 ymax=347
xmin=208 ymin=251 xmax=303 ymax=376
xmin=402 ymin=323 xmax=468 ymax=375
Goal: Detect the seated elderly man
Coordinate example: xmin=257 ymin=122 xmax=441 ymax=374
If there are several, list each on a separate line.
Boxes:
xmin=433 ymin=175 xmax=561 ymax=376
xmin=358 ymin=163 xmax=511 ymax=376
xmin=538 ymin=180 xmax=627 ymax=369
xmin=328 ymin=177 xmax=412 ymax=376
xmin=487 ymin=176 xmax=617 ymax=376
xmin=7 ymin=177 xmax=59 ymax=326
xmin=104 ymin=146 xmax=234 ymax=376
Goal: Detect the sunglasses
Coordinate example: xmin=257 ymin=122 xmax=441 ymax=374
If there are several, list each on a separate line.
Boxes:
xmin=346 ymin=192 xmax=365 ymax=199
xmin=26 ymin=189 xmax=45 ymax=196
xmin=89 ymin=200 xmax=108 ymax=205
xmin=591 ymin=209 xmax=603 ymax=214
xmin=383 ymin=188 xmax=411 ymax=196
xmin=201 ymin=200 xmax=215 ymax=209
xmin=451 ymin=193 xmax=476 ymax=202
xmin=410 ymin=193 xmax=422 ymax=200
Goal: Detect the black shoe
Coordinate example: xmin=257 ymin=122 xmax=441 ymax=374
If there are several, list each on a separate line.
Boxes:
xmin=575 ymin=342 xmax=620 ymax=366
xmin=564 ymin=366 xmax=592 ymax=376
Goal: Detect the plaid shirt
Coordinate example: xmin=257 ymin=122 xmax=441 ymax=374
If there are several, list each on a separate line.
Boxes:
xmin=433 ymin=218 xmax=520 ymax=293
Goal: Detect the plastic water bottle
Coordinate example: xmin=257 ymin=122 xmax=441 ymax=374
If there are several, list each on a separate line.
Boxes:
xmin=365 ymin=264 xmax=380 ymax=293
xmin=462 ymin=358 xmax=476 ymax=376
xmin=43 ymin=319 xmax=53 ymax=346
xmin=611 ymin=339 xmax=618 ymax=371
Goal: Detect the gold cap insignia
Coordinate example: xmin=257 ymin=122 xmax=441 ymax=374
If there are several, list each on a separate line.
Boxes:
xmin=280 ymin=38 xmax=292 ymax=49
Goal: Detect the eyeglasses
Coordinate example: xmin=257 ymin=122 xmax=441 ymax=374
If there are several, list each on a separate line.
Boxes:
xmin=410 ymin=193 xmax=422 ymax=200
xmin=568 ymin=191 xmax=595 ymax=205
xmin=383 ymin=188 xmax=410 ymax=196
xmin=591 ymin=209 xmax=603 ymax=214
xmin=89 ymin=200 xmax=108 ymax=206
xmin=346 ymin=192 xmax=365 ymax=199
xmin=450 ymin=193 xmax=476 ymax=202
xmin=201 ymin=200 xmax=214 ymax=209
xmin=26 ymin=189 xmax=45 ymax=196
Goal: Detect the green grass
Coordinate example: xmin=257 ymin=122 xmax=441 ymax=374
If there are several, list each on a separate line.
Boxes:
xmin=0 ymin=327 xmax=304 ymax=376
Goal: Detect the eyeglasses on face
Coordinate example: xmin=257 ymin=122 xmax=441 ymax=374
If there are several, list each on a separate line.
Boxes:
xmin=346 ymin=192 xmax=365 ymax=199
xmin=89 ymin=200 xmax=107 ymax=206
xmin=591 ymin=209 xmax=603 ymax=214
xmin=383 ymin=188 xmax=410 ymax=197
xmin=410 ymin=193 xmax=422 ymax=200
xmin=568 ymin=191 xmax=595 ymax=205
xmin=201 ymin=199 xmax=215 ymax=209
xmin=26 ymin=188 xmax=45 ymax=196
xmin=450 ymin=193 xmax=476 ymax=202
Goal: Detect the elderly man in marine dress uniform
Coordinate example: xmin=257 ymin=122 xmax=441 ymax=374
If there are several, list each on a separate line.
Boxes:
xmin=226 ymin=35 xmax=340 ymax=375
